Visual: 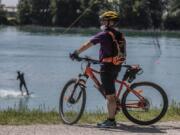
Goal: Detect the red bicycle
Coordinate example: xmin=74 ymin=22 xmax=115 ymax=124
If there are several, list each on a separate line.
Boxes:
xmin=59 ymin=56 xmax=168 ymax=125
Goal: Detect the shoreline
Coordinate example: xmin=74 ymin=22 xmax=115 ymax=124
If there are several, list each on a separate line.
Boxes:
xmin=1 ymin=25 xmax=180 ymax=37
xmin=0 ymin=105 xmax=179 ymax=125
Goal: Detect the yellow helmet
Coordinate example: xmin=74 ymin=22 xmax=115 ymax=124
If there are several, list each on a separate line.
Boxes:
xmin=100 ymin=11 xmax=120 ymax=21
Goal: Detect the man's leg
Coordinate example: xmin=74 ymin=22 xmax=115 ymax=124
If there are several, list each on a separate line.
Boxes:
xmin=98 ymin=70 xmax=117 ymax=127
xmin=97 ymin=93 xmax=117 ymax=128
xmin=20 ymin=83 xmax=23 ymax=95
xmin=106 ymin=94 xmax=117 ymax=120
xmin=23 ymin=82 xmax=29 ymax=95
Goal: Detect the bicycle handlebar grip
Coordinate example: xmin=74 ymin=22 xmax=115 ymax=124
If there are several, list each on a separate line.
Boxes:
xmin=69 ymin=51 xmax=82 ymax=61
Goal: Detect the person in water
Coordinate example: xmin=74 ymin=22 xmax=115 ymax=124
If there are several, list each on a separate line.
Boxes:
xmin=17 ymin=71 xmax=30 ymax=96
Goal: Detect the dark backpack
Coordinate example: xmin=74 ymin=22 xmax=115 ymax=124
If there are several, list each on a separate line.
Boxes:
xmin=102 ymin=31 xmax=126 ymax=65
xmin=107 ymin=31 xmax=126 ymax=58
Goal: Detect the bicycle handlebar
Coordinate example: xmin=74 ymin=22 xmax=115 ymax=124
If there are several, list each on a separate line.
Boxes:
xmin=73 ymin=56 xmax=100 ymax=64
xmin=71 ymin=55 xmax=143 ymax=74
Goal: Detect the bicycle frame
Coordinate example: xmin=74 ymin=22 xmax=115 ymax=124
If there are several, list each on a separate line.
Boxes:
xmin=81 ymin=64 xmax=145 ymax=109
xmin=60 ymin=56 xmax=168 ymax=125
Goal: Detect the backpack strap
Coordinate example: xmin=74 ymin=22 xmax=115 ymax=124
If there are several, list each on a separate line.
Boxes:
xmin=108 ymin=31 xmax=116 ymax=41
xmin=108 ymin=31 xmax=122 ymax=57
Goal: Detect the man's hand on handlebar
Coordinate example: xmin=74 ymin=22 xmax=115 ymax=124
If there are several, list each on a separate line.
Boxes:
xmin=69 ymin=50 xmax=81 ymax=61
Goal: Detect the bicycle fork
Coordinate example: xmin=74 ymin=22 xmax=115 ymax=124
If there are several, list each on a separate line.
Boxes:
xmin=68 ymin=74 xmax=87 ymax=104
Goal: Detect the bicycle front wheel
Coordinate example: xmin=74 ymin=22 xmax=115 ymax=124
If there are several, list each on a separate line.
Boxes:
xmin=59 ymin=78 xmax=86 ymax=124
xmin=121 ymin=82 xmax=168 ymax=125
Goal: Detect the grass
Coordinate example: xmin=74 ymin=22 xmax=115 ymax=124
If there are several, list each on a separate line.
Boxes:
xmin=0 ymin=108 xmax=60 ymax=125
xmin=0 ymin=102 xmax=180 ymax=125
xmin=163 ymin=101 xmax=180 ymax=121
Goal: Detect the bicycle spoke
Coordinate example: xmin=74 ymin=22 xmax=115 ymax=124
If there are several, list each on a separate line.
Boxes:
xmin=59 ymin=79 xmax=86 ymax=124
xmin=126 ymin=87 xmax=164 ymax=121
xmin=63 ymin=85 xmax=82 ymax=120
xmin=122 ymin=82 xmax=168 ymax=125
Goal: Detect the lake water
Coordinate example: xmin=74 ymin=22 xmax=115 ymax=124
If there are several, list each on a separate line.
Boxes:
xmin=0 ymin=26 xmax=180 ymax=111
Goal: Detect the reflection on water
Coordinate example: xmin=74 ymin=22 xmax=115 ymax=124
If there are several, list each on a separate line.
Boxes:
xmin=18 ymin=96 xmax=30 ymax=110
xmin=0 ymin=89 xmax=34 ymax=110
xmin=0 ymin=26 xmax=180 ymax=111
xmin=0 ymin=89 xmax=22 ymax=98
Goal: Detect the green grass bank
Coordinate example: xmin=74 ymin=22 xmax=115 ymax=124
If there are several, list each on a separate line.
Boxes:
xmin=0 ymin=104 xmax=180 ymax=125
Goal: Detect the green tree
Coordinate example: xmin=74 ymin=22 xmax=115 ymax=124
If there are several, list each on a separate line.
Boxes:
xmin=164 ymin=0 xmax=180 ymax=29
xmin=134 ymin=0 xmax=152 ymax=29
xmin=147 ymin=0 xmax=167 ymax=29
xmin=0 ymin=7 xmax=8 ymax=24
xmin=30 ymin=0 xmax=52 ymax=25
xmin=17 ymin=0 xmax=31 ymax=24
xmin=50 ymin=0 xmax=58 ymax=25
xmin=119 ymin=0 xmax=167 ymax=29
xmin=78 ymin=0 xmax=111 ymax=27
xmin=54 ymin=0 xmax=81 ymax=27
xmin=118 ymin=0 xmax=137 ymax=28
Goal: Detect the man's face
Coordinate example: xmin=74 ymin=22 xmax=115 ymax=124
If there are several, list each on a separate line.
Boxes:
xmin=100 ymin=19 xmax=115 ymax=27
xmin=100 ymin=19 xmax=108 ymax=26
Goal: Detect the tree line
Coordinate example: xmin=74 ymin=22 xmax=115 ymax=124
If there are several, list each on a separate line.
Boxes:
xmin=1 ymin=0 xmax=180 ymax=30
xmin=0 ymin=6 xmax=8 ymax=24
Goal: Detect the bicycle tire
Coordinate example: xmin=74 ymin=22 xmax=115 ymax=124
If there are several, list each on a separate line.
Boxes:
xmin=121 ymin=81 xmax=168 ymax=125
xmin=59 ymin=78 xmax=86 ymax=124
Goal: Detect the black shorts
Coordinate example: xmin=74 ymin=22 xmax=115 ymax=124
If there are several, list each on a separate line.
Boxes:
xmin=100 ymin=64 xmax=121 ymax=95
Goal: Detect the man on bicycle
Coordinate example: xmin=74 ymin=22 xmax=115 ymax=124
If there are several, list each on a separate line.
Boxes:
xmin=70 ymin=11 xmax=126 ymax=128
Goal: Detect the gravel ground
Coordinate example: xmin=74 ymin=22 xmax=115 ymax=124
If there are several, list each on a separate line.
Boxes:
xmin=0 ymin=122 xmax=180 ymax=135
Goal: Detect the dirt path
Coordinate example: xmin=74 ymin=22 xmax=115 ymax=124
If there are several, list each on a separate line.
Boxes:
xmin=0 ymin=122 xmax=180 ymax=135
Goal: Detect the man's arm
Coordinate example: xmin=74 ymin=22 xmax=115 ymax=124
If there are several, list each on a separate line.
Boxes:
xmin=76 ymin=41 xmax=93 ymax=54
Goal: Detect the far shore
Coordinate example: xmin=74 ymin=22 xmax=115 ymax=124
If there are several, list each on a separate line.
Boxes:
xmin=1 ymin=25 xmax=180 ymax=37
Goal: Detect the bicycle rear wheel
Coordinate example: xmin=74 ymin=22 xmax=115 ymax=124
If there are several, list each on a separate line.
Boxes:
xmin=121 ymin=82 xmax=168 ymax=125
xmin=59 ymin=78 xmax=86 ymax=124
